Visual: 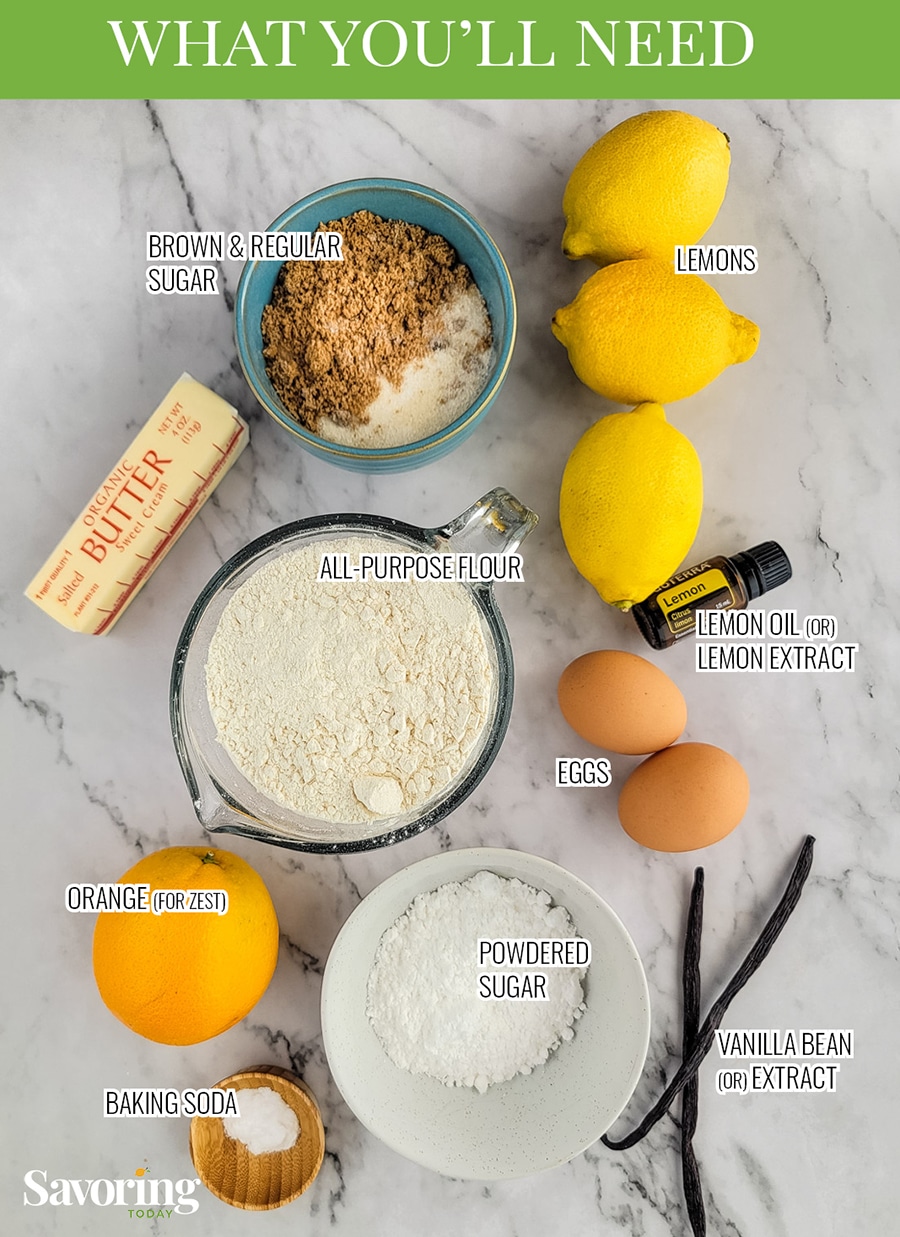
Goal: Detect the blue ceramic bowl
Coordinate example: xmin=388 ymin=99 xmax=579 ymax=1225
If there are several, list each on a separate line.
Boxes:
xmin=234 ymin=179 xmax=517 ymax=473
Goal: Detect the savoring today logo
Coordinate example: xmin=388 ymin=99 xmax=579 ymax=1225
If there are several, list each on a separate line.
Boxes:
xmin=23 ymin=1165 xmax=201 ymax=1216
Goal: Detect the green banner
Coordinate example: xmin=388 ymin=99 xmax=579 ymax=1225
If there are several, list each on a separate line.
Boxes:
xmin=3 ymin=1 xmax=898 ymax=99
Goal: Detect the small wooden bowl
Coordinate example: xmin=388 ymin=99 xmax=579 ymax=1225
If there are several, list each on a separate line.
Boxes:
xmin=189 ymin=1066 xmax=325 ymax=1210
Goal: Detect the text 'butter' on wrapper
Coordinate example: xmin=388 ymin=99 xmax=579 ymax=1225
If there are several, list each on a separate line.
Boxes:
xmin=25 ymin=374 xmax=249 ymax=635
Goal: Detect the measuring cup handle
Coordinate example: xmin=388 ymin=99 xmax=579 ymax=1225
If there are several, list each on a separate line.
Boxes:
xmin=432 ymin=488 xmax=539 ymax=556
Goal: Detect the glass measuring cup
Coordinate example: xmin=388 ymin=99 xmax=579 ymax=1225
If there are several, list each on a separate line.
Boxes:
xmin=170 ymin=488 xmax=538 ymax=854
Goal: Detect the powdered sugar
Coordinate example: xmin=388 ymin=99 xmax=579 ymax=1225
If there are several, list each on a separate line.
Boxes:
xmin=366 ymin=871 xmax=586 ymax=1092
xmin=204 ymin=537 xmax=493 ymax=824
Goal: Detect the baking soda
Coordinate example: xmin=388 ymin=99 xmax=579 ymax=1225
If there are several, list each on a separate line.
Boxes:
xmin=223 ymin=1086 xmax=299 ymax=1155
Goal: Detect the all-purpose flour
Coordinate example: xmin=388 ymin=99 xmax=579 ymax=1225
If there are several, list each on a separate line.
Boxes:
xmin=204 ymin=537 xmax=493 ymax=824
xmin=366 ymin=871 xmax=586 ymax=1092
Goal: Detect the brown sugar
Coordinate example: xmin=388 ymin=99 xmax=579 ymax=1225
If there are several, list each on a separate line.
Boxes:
xmin=260 ymin=210 xmax=490 ymax=434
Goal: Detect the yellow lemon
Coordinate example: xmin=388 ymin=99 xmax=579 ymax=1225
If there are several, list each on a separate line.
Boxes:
xmin=552 ymin=259 xmax=759 ymax=405
xmin=563 ymin=110 xmax=730 ymax=265
xmin=559 ymin=404 xmax=702 ymax=609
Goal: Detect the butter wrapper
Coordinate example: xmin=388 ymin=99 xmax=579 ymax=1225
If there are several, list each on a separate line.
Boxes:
xmin=26 ymin=374 xmax=248 ymax=634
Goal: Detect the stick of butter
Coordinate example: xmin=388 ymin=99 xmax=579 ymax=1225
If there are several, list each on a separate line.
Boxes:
xmin=26 ymin=374 xmax=248 ymax=635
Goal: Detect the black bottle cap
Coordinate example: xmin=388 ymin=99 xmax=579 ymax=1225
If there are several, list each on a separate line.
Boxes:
xmin=731 ymin=541 xmax=792 ymax=601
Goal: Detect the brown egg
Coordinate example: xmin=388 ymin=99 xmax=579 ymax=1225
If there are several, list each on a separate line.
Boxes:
xmin=618 ymin=742 xmax=750 ymax=852
xmin=557 ymin=649 xmax=687 ymax=755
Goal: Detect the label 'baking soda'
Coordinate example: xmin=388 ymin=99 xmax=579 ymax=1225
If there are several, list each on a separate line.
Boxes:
xmin=103 ymin=1089 xmax=239 ymax=1117
xmin=25 ymin=375 xmax=247 ymax=634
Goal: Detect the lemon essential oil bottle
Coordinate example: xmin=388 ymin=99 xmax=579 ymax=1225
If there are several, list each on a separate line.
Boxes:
xmin=631 ymin=541 xmax=792 ymax=650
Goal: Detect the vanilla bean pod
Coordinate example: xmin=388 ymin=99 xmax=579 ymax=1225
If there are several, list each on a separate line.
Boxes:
xmin=602 ymin=834 xmax=815 ymax=1152
xmin=681 ymin=868 xmax=706 ymax=1236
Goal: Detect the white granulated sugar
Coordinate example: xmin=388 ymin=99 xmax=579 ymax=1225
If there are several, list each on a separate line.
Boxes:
xmin=205 ymin=537 xmax=492 ymax=824
xmin=318 ymin=286 xmax=493 ymax=448
xmin=223 ymin=1086 xmax=300 ymax=1155
xmin=366 ymin=871 xmax=586 ymax=1093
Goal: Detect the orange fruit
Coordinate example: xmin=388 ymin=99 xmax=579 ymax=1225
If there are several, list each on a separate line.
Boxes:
xmin=92 ymin=846 xmax=279 ymax=1046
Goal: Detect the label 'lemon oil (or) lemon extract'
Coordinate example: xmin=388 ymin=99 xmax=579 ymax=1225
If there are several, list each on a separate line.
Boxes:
xmin=631 ymin=541 xmax=792 ymax=650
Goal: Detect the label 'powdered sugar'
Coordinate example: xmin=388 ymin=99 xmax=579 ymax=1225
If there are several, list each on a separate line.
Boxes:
xmin=204 ymin=536 xmax=493 ymax=824
xmin=366 ymin=871 xmax=587 ymax=1092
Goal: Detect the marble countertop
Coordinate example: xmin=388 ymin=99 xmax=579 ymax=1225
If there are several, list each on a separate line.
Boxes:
xmin=2 ymin=99 xmax=898 ymax=1235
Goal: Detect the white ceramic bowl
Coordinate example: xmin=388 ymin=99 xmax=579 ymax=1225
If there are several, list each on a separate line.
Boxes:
xmin=320 ymin=848 xmax=650 ymax=1180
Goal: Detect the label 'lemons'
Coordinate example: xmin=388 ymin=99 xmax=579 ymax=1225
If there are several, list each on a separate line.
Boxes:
xmin=559 ymin=404 xmax=702 ymax=609
xmin=563 ymin=110 xmax=730 ymax=265
xmin=552 ymin=259 xmax=759 ymax=405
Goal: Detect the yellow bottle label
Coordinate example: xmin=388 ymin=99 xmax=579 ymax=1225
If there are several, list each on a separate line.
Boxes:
xmin=657 ymin=567 xmax=737 ymax=635
xmin=25 ymin=374 xmax=248 ymax=635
